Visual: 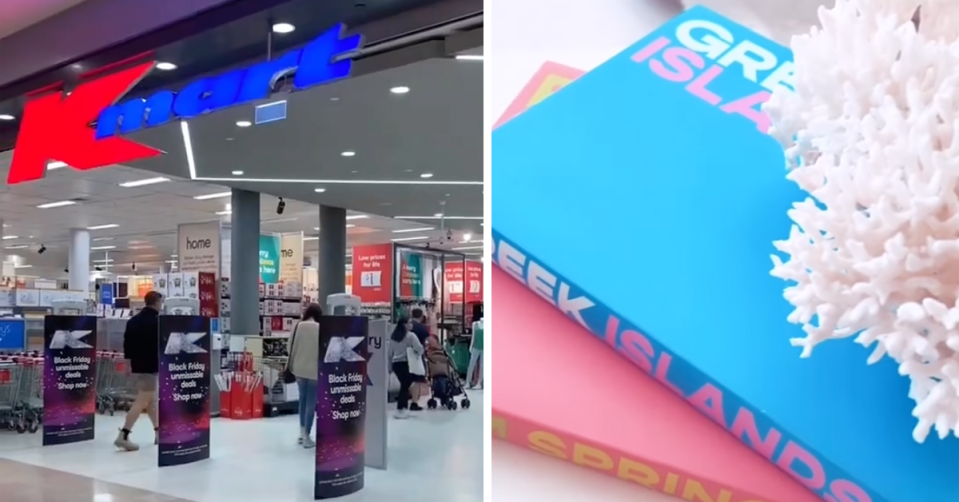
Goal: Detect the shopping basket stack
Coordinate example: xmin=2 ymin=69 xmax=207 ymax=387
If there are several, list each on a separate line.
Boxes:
xmin=0 ymin=353 xmax=44 ymax=434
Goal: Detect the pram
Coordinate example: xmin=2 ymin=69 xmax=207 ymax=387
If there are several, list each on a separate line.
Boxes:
xmin=424 ymin=345 xmax=470 ymax=411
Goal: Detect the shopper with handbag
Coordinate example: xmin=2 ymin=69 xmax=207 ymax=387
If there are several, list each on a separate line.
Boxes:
xmin=287 ymin=303 xmax=323 ymax=447
xmin=388 ymin=317 xmax=425 ymax=419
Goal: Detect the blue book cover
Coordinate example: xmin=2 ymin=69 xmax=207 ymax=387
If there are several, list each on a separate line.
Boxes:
xmin=491 ymin=6 xmax=959 ymax=502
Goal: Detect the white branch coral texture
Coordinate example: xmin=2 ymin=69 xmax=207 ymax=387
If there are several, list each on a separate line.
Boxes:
xmin=765 ymin=0 xmax=959 ymax=443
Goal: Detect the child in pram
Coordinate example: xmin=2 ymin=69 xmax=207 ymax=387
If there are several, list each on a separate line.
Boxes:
xmin=425 ymin=336 xmax=470 ymax=410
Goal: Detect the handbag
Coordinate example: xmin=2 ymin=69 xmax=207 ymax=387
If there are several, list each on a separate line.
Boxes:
xmin=407 ymin=347 xmax=426 ymax=376
xmin=283 ymin=323 xmax=299 ymax=383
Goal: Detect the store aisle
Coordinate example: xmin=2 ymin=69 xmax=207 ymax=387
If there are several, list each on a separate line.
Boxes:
xmin=0 ymin=390 xmax=484 ymax=502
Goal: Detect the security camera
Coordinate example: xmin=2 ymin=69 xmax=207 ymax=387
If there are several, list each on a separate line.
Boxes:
xmin=64 ymin=268 xmax=69 ymax=273
xmin=94 ymin=266 xmax=103 ymax=272
xmin=132 ymin=262 xmax=137 ymax=271
xmin=277 ymin=197 xmax=286 ymax=215
xmin=38 ymin=245 xmax=46 ymax=254
xmin=446 ymin=229 xmax=453 ymax=241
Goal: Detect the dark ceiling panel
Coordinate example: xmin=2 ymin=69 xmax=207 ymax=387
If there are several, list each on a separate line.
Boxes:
xmin=0 ymin=0 xmax=461 ymax=151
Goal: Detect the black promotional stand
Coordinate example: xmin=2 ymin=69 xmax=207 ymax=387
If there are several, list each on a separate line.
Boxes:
xmin=157 ymin=315 xmax=212 ymax=467
xmin=314 ymin=315 xmax=368 ymax=499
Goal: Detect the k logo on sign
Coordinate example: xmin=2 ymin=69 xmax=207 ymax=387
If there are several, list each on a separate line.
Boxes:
xmin=49 ymin=330 xmax=93 ymax=349
xmin=164 ymin=332 xmax=208 ymax=355
xmin=324 ymin=337 xmax=365 ymax=363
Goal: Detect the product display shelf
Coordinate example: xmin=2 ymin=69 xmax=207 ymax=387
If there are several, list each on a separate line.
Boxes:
xmin=254 ymin=355 xmax=298 ymax=417
xmin=361 ymin=302 xmax=391 ymax=319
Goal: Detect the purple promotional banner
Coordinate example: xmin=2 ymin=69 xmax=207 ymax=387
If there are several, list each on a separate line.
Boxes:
xmin=158 ymin=315 xmax=211 ymax=467
xmin=315 ymin=316 xmax=368 ymax=499
xmin=42 ymin=315 xmax=98 ymax=446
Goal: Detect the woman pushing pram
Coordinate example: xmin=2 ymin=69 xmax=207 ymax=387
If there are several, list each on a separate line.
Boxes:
xmin=425 ymin=336 xmax=471 ymax=410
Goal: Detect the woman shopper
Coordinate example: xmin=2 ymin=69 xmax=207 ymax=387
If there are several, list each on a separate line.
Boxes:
xmin=389 ymin=318 xmax=424 ymax=419
xmin=287 ymin=303 xmax=323 ymax=448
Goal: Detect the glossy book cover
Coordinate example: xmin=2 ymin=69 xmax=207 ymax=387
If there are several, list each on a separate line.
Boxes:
xmin=491 ymin=6 xmax=959 ymax=502
xmin=492 ymin=267 xmax=822 ymax=502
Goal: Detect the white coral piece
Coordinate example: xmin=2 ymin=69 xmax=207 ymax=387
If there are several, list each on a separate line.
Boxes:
xmin=765 ymin=0 xmax=959 ymax=442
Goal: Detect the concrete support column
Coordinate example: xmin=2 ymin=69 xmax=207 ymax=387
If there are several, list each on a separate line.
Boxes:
xmin=230 ymin=189 xmax=260 ymax=336
xmin=318 ymin=205 xmax=347 ymax=306
xmin=69 ymin=229 xmax=91 ymax=292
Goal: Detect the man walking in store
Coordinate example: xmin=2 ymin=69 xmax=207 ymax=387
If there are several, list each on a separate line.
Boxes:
xmin=114 ymin=290 xmax=163 ymax=451
xmin=409 ymin=308 xmax=432 ymax=411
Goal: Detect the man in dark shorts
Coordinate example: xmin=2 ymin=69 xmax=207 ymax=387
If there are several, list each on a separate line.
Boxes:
xmin=115 ymin=291 xmax=162 ymax=451
xmin=408 ymin=308 xmax=432 ymax=411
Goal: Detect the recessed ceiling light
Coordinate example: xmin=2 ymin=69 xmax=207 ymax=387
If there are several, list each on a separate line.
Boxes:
xmin=314 ymin=188 xmax=326 ymax=193
xmin=119 ymin=176 xmax=169 ymax=187
xmin=453 ymin=245 xmax=484 ymax=251
xmin=37 ymin=200 xmax=76 ymax=209
xmin=395 ymin=215 xmax=483 ymax=220
xmin=391 ymin=236 xmax=430 ymax=242
xmin=194 ymin=191 xmax=232 ymax=200
xmin=5 ymin=245 xmax=28 ymax=250
xmin=91 ymin=245 xmax=117 ymax=250
xmin=420 ymin=173 xmax=433 ymax=179
xmin=272 ymin=22 xmax=295 ymax=33
xmin=393 ymin=227 xmax=434 ymax=233
xmin=232 ymin=170 xmax=244 ymax=176
xmin=303 ymin=236 xmax=319 ymax=241
xmin=93 ymin=237 xmax=115 ymax=241
xmin=341 ymin=151 xmax=355 ymax=157
xmin=462 ymin=233 xmax=472 ymax=242
xmin=46 ymin=161 xmax=67 ymax=170
xmin=87 ymin=224 xmax=119 ymax=230
xmin=216 ymin=210 xmax=233 ymax=216
xmin=390 ymin=86 xmax=410 ymax=94
xmin=155 ymin=62 xmax=177 ymax=71
xmin=14 ymin=264 xmax=32 ymax=269
xmin=330 ymin=97 xmax=340 ymax=101
xmin=455 ymin=54 xmax=484 ymax=61
xmin=2 ymin=235 xmax=18 ymax=240
xmin=236 ymin=120 xmax=252 ymax=127
xmin=0 ymin=114 xmax=14 ymax=121
xmin=345 ymin=215 xmax=368 ymax=220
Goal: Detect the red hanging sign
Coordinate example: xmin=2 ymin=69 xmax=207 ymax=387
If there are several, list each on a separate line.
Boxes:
xmin=351 ymin=244 xmax=393 ymax=303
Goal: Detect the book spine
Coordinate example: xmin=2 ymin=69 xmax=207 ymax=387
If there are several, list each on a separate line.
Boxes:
xmin=492 ymin=407 xmax=775 ymax=502
xmin=491 ymin=228 xmax=886 ymax=502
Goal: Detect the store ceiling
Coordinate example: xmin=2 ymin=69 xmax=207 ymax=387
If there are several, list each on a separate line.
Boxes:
xmin=0 ymin=0 xmax=89 ymax=39
xmin=124 ymin=55 xmax=483 ymax=227
xmin=0 ymin=9 xmax=484 ymax=279
xmin=0 ymin=154 xmax=483 ymax=277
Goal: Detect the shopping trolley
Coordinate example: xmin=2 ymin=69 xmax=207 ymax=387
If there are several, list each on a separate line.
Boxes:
xmin=95 ymin=351 xmax=136 ymax=415
xmin=0 ymin=355 xmax=43 ymax=433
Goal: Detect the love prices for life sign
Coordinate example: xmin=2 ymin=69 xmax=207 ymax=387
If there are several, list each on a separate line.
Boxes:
xmin=446 ymin=261 xmax=483 ymax=303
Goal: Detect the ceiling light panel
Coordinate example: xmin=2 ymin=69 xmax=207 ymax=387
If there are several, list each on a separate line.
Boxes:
xmin=87 ymin=224 xmax=119 ymax=230
xmin=119 ymin=177 xmax=170 ymax=187
xmin=37 ymin=200 xmax=76 ymax=209
xmin=194 ymin=191 xmax=232 ymax=200
xmin=393 ymin=227 xmax=434 ymax=233
xmin=391 ymin=236 xmax=430 ymax=242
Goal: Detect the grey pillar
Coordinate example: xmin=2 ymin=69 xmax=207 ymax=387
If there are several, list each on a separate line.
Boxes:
xmin=318 ymin=205 xmax=347 ymax=306
xmin=231 ymin=189 xmax=260 ymax=336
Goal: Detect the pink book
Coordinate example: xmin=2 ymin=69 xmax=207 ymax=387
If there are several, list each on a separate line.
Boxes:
xmin=492 ymin=267 xmax=821 ymax=502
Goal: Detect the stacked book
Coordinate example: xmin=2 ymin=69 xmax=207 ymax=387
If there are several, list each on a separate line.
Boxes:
xmin=491 ymin=6 xmax=959 ymax=502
